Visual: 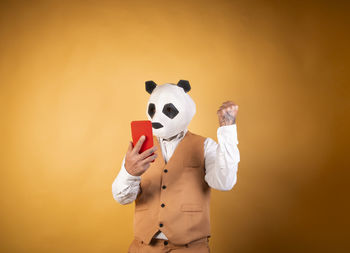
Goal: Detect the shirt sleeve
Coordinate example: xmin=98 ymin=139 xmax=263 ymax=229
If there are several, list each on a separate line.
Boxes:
xmin=112 ymin=155 xmax=142 ymax=205
xmin=204 ymin=124 xmax=240 ymax=191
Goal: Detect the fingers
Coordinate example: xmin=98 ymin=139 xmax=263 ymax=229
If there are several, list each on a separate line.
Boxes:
xmin=217 ymin=101 xmax=239 ymax=114
xmin=222 ymin=101 xmax=236 ymax=109
xmin=139 ymin=146 xmax=157 ymax=160
xmin=218 ymin=103 xmax=233 ymax=111
xmin=140 ymin=153 xmax=158 ymax=166
xmin=132 ymin=135 xmax=146 ymax=155
xmin=223 ymin=100 xmax=236 ymax=106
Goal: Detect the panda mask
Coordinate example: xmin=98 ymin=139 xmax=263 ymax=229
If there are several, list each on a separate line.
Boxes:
xmin=145 ymin=80 xmax=196 ymax=140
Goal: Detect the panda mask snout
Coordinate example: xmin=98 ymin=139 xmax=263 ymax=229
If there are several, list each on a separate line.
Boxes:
xmin=152 ymin=122 xmax=163 ymax=129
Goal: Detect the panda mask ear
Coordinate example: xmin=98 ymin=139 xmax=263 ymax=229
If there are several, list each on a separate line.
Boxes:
xmin=145 ymin=80 xmax=157 ymax=94
xmin=177 ymin=80 xmax=191 ymax=93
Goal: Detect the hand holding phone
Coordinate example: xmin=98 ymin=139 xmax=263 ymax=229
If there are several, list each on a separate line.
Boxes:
xmin=124 ymin=120 xmax=158 ymax=177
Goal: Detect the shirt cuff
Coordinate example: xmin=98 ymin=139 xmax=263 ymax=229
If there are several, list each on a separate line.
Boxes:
xmin=217 ymin=124 xmax=239 ymax=145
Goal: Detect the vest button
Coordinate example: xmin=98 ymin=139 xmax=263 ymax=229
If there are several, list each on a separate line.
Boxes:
xmin=164 ymin=241 xmax=168 ymax=245
xmin=162 ymin=185 xmax=166 ymax=189
xmin=164 ymin=169 xmax=168 ymax=173
xmin=161 ymin=203 xmax=165 ymax=208
xmin=159 ymin=223 xmax=163 ymax=227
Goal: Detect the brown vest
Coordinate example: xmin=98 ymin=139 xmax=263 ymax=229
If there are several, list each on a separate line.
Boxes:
xmin=133 ymin=130 xmax=211 ymax=245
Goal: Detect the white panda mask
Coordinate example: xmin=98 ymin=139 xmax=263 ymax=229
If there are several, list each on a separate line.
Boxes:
xmin=145 ymin=80 xmax=196 ymax=140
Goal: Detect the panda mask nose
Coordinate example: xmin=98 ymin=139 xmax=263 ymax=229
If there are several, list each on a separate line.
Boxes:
xmin=152 ymin=122 xmax=163 ymax=129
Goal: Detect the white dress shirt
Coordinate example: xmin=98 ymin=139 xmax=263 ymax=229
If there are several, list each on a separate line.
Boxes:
xmin=112 ymin=124 xmax=240 ymax=240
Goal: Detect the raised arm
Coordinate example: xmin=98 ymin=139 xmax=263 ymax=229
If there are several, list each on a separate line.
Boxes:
xmin=204 ymin=125 xmax=240 ymax=191
xmin=204 ymin=101 xmax=240 ymax=191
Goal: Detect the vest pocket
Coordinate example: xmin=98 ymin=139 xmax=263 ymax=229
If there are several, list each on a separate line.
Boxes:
xmin=181 ymin=203 xmax=203 ymax=212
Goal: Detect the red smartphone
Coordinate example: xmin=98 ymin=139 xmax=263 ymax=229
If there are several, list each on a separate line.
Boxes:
xmin=131 ymin=120 xmax=155 ymax=162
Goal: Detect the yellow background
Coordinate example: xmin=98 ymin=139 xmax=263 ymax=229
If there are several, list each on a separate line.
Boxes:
xmin=0 ymin=0 xmax=349 ymax=252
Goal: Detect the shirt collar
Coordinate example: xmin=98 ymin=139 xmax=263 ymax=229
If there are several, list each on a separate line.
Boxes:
xmin=158 ymin=128 xmax=188 ymax=143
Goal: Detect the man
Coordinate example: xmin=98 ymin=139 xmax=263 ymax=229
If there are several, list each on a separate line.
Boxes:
xmin=112 ymin=80 xmax=240 ymax=252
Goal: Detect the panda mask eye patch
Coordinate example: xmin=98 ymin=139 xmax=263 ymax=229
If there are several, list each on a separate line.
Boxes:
xmin=148 ymin=103 xmax=156 ymax=118
xmin=162 ymin=103 xmax=179 ymax=119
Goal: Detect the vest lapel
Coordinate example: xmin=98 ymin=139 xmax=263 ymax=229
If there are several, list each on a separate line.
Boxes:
xmin=153 ymin=136 xmax=165 ymax=168
xmin=153 ymin=130 xmax=191 ymax=166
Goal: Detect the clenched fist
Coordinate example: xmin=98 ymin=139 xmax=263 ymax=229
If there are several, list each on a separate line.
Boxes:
xmin=217 ymin=101 xmax=239 ymax=126
xmin=124 ymin=136 xmax=158 ymax=176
